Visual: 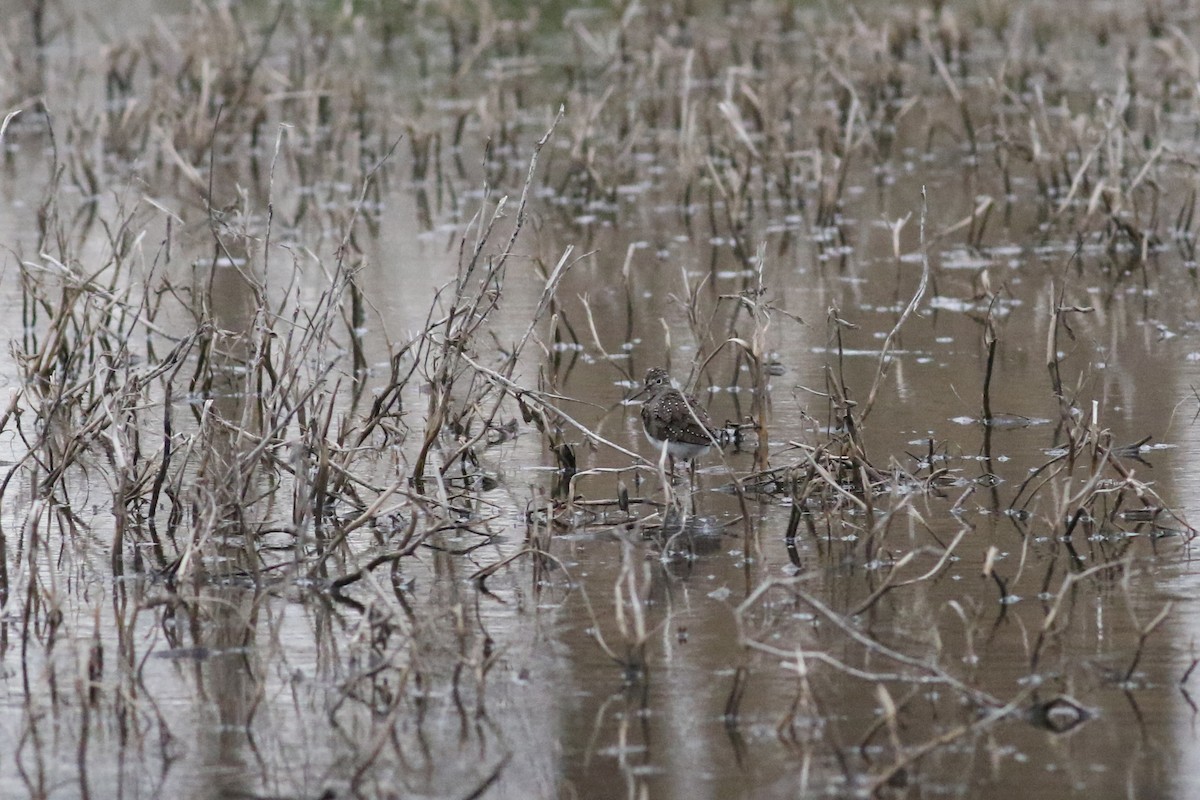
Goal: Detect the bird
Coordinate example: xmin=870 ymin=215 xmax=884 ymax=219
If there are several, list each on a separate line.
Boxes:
xmin=634 ymin=367 xmax=721 ymax=469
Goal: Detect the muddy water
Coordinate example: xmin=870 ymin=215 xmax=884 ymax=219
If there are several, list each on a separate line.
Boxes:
xmin=4 ymin=2 xmax=1200 ymax=800
xmin=518 ymin=172 xmax=1200 ymax=799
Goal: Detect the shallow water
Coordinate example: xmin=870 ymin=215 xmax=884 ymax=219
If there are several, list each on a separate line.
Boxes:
xmin=3 ymin=2 xmax=1200 ymax=799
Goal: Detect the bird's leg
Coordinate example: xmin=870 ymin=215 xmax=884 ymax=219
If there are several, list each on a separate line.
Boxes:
xmin=686 ymin=457 xmax=702 ymax=514
xmin=656 ymin=442 xmax=680 ymax=511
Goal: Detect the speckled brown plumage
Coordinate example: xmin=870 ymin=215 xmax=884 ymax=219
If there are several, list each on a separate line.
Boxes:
xmin=638 ymin=367 xmax=718 ymax=461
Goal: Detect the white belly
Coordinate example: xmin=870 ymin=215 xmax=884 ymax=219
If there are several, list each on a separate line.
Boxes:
xmin=644 ymin=429 xmax=710 ymax=461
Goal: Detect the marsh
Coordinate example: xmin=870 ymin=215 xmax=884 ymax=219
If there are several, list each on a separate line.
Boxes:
xmin=1 ymin=1 xmax=1199 ymax=798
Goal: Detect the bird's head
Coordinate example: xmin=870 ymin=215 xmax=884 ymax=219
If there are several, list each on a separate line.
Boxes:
xmin=631 ymin=367 xmax=672 ymax=400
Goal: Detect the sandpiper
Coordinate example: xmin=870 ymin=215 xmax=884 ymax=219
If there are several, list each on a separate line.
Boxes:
xmin=635 ymin=367 xmax=720 ymax=467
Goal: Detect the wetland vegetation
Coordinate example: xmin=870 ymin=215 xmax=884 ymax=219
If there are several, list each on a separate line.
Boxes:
xmin=3 ymin=0 xmax=1200 ymax=797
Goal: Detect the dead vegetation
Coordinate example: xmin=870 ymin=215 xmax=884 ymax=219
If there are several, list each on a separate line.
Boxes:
xmin=1 ymin=0 xmax=1199 ymax=798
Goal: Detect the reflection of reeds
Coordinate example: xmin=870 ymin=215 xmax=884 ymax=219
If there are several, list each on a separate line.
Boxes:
xmin=4 ymin=0 xmax=1200 ymax=794
xmin=2 ymin=80 xmax=575 ymax=797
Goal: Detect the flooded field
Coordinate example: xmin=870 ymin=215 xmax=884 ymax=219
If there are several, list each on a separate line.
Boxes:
xmin=4 ymin=1 xmax=1200 ymax=798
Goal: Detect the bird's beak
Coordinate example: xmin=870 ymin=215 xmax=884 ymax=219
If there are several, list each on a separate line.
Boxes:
xmin=628 ymin=383 xmax=652 ymax=402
